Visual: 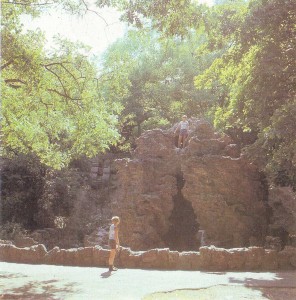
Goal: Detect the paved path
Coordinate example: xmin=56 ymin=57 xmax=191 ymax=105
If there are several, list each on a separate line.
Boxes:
xmin=0 ymin=262 xmax=295 ymax=299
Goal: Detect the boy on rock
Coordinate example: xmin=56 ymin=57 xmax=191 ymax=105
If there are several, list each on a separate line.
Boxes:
xmin=175 ymin=115 xmax=189 ymax=148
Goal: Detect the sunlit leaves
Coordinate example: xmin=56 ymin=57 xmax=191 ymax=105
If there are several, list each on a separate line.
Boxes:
xmin=196 ymin=0 xmax=296 ymax=187
xmin=1 ymin=1 xmax=123 ymax=168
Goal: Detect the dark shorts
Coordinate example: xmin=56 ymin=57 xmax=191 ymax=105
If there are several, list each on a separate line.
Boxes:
xmin=109 ymin=239 xmax=116 ymax=249
xmin=180 ymin=129 xmax=188 ymax=137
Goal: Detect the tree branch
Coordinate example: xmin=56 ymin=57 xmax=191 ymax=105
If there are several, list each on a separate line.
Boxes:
xmin=81 ymin=0 xmax=108 ymax=26
xmin=60 ymin=64 xmax=81 ymax=86
xmin=5 ymin=78 xmax=27 ymax=84
xmin=44 ymin=65 xmax=71 ymax=101
xmin=43 ymin=62 xmax=85 ymax=99
xmin=43 ymin=61 xmax=71 ymax=67
xmin=4 ymin=78 xmax=27 ymax=89
xmin=2 ymin=1 xmax=54 ymax=6
xmin=47 ymin=88 xmax=82 ymax=102
xmin=1 ymin=59 xmax=14 ymax=70
xmin=43 ymin=61 xmax=81 ymax=88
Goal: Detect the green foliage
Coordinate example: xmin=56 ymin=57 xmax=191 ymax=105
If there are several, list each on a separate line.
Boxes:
xmin=118 ymin=0 xmax=206 ymax=37
xmin=114 ymin=0 xmax=296 ymax=188
xmin=0 ymin=153 xmax=93 ymax=232
xmin=35 ymin=166 xmax=89 ymax=228
xmin=0 ymin=222 xmax=27 ymax=241
xmin=3 ymin=0 xmax=295 ymax=190
xmin=102 ymin=29 xmax=217 ymax=148
xmin=1 ymin=154 xmax=46 ymax=229
xmin=1 ymin=1 xmax=123 ymax=168
xmin=195 ymin=0 xmax=296 ymax=188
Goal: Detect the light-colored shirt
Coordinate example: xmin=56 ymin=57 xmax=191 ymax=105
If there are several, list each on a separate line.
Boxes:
xmin=109 ymin=224 xmax=115 ymax=240
xmin=180 ymin=120 xmax=189 ymax=130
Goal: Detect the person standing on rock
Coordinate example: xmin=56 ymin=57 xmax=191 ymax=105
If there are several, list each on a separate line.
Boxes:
xmin=175 ymin=115 xmax=189 ymax=148
xmin=108 ymin=216 xmax=120 ymax=272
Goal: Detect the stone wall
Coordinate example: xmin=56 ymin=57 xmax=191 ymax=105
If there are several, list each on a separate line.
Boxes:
xmin=1 ymin=243 xmax=296 ymax=271
xmin=109 ymin=119 xmax=268 ymax=250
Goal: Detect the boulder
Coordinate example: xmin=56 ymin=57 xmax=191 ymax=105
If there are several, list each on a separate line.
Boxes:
xmin=134 ymin=129 xmax=176 ymax=159
xmin=110 ymin=119 xmax=268 ymax=250
xmin=110 ymin=157 xmax=176 ymax=250
xmin=182 ymin=155 xmax=267 ymax=248
xmin=223 ymin=144 xmax=241 ymax=158
xmin=14 ymin=236 xmax=38 ymax=248
xmin=186 ymin=137 xmax=226 ymax=156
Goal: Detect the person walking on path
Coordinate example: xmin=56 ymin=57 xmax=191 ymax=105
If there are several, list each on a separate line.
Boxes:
xmin=108 ymin=216 xmax=120 ymax=272
xmin=175 ymin=115 xmax=189 ymax=148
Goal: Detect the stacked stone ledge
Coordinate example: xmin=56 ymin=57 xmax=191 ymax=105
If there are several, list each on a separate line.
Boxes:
xmin=1 ymin=243 xmax=296 ymax=271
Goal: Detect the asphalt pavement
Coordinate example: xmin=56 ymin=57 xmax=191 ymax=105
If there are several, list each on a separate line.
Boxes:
xmin=0 ymin=262 xmax=295 ymax=299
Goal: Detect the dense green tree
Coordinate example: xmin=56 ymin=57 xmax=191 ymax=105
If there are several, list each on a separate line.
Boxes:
xmin=195 ymin=0 xmax=296 ymax=187
xmin=115 ymin=0 xmax=296 ymax=188
xmin=116 ymin=0 xmax=207 ymax=37
xmin=101 ymin=29 xmax=218 ymax=148
xmin=1 ymin=154 xmax=45 ymax=229
xmin=1 ymin=0 xmax=123 ymax=168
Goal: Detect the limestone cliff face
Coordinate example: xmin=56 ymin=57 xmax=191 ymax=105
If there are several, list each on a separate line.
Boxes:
xmin=110 ymin=119 xmax=268 ymax=251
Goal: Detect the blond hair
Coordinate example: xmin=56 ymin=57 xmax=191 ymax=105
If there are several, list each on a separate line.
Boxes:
xmin=111 ymin=216 xmax=120 ymax=224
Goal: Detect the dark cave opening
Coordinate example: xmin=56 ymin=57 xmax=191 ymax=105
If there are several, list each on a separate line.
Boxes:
xmin=163 ymin=172 xmax=200 ymax=251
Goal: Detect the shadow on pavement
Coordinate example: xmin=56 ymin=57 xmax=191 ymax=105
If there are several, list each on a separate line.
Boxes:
xmin=0 ymin=273 xmax=28 ymax=280
xmin=228 ymin=272 xmax=296 ymax=300
xmin=0 ymin=278 xmax=79 ymax=299
xmin=228 ymin=272 xmax=296 ymax=288
xmin=100 ymin=271 xmax=112 ymax=278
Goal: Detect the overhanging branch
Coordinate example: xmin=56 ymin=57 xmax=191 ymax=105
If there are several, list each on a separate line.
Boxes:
xmin=1 ymin=59 xmax=14 ymax=70
xmin=47 ymin=88 xmax=82 ymax=102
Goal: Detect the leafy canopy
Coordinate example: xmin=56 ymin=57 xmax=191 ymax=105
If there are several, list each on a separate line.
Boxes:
xmin=194 ymin=0 xmax=296 ymax=187
xmin=1 ymin=0 xmax=125 ymax=168
xmin=101 ymin=28 xmax=218 ymax=149
xmin=109 ymin=0 xmax=296 ymax=188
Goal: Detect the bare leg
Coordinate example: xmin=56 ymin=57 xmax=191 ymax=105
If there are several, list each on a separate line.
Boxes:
xmin=182 ymin=136 xmax=185 ymax=148
xmin=109 ymin=249 xmax=116 ymax=268
xmin=183 ymin=135 xmax=188 ymax=148
xmin=178 ymin=135 xmax=182 ymax=148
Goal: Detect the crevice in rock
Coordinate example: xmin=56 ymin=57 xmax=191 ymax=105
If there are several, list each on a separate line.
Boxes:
xmin=163 ymin=171 xmax=200 ymax=251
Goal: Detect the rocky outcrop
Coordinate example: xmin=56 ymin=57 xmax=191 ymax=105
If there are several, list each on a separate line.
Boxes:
xmin=1 ymin=243 xmax=296 ymax=271
xmin=110 ymin=119 xmax=268 ymax=250
xmin=182 ymin=155 xmax=267 ymax=248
